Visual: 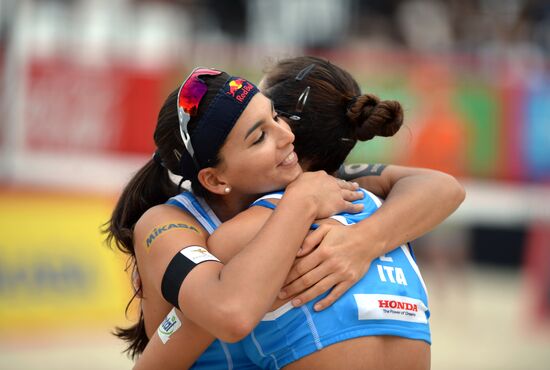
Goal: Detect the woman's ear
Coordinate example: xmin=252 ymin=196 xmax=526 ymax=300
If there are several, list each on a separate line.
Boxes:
xmin=197 ymin=167 xmax=229 ymax=195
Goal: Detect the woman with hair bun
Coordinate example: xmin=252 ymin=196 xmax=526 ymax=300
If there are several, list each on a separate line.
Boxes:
xmin=260 ymin=56 xmax=404 ymax=174
xmin=132 ymin=57 xmax=464 ymax=369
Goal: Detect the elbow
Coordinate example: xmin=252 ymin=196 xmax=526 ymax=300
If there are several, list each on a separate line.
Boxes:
xmin=215 ymin=311 xmax=256 ymax=343
xmin=437 ymin=172 xmax=466 ymax=212
xmin=218 ymin=315 xmax=255 ymax=342
xmin=448 ymin=174 xmax=466 ymax=207
xmin=210 ymin=300 xmax=257 ymax=342
xmin=457 ymin=182 xmax=466 ymax=205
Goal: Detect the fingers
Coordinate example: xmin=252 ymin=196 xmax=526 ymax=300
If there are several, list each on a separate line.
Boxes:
xmin=341 ymin=187 xmax=364 ymax=215
xmin=336 ymin=186 xmax=364 ymax=214
xmin=288 ymin=274 xmax=340 ymax=308
xmin=298 ymin=225 xmax=330 ymax=257
xmin=341 ymin=200 xmax=364 ymax=214
xmin=310 ymin=281 xmax=354 ymax=311
xmin=337 ymin=179 xmax=360 ymax=191
xmin=341 ymin=187 xmax=364 ymax=201
xmin=280 ymin=254 xmax=326 ymax=297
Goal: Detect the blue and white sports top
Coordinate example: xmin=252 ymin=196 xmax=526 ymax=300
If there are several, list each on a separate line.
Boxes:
xmin=166 ymin=189 xmax=430 ymax=370
xmin=251 ymin=188 xmax=380 ymax=227
xmin=240 ymin=188 xmax=431 ymax=369
xmin=166 ymin=192 xmax=259 ymax=369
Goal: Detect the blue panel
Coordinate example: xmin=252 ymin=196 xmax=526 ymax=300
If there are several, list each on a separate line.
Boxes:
xmin=524 ymin=78 xmax=550 ymax=181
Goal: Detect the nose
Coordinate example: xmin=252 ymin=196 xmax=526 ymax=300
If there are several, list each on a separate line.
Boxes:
xmin=276 ymin=121 xmax=295 ymax=147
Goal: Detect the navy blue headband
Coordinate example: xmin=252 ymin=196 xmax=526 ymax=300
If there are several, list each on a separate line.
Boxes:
xmin=189 ymin=76 xmax=259 ymax=169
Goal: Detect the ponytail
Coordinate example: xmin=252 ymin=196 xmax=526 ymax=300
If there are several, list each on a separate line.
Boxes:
xmin=105 ymin=71 xmax=232 ymax=358
xmin=113 ymin=297 xmax=148 ymax=359
xmin=104 ymin=158 xmax=179 ymax=358
xmin=105 ymin=158 xmax=178 ymax=256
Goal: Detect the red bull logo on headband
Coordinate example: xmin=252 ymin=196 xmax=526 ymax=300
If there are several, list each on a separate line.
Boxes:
xmin=226 ymin=78 xmax=254 ymax=103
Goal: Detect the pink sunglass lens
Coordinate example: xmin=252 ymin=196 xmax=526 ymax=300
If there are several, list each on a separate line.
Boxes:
xmin=178 ymin=69 xmax=222 ymax=116
xmin=179 ymin=80 xmax=208 ymax=116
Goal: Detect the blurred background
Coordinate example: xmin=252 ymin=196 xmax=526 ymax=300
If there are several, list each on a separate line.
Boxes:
xmin=1 ymin=0 xmax=549 ymax=369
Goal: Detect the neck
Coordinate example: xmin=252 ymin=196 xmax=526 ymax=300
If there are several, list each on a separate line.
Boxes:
xmin=204 ymin=192 xmax=258 ymax=222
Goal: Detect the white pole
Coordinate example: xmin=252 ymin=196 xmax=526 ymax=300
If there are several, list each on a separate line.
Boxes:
xmin=0 ymin=0 xmax=30 ymax=183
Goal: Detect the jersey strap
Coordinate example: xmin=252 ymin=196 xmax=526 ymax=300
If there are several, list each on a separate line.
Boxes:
xmin=250 ymin=190 xmax=284 ymax=210
xmin=250 ymin=199 xmax=277 ymax=210
xmin=166 ymin=192 xmax=222 ymax=234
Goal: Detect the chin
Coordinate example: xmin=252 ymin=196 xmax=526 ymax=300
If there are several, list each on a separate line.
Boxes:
xmin=282 ymin=170 xmax=302 ymax=187
xmin=290 ymin=169 xmax=302 ymax=181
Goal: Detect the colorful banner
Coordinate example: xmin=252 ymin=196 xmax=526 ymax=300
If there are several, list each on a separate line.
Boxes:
xmin=20 ymin=56 xmax=550 ymax=183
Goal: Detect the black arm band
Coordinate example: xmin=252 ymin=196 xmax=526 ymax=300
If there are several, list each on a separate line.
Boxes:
xmin=161 ymin=246 xmax=220 ymax=310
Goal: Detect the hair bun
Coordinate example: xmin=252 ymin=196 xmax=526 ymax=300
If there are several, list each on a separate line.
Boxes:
xmin=346 ymin=93 xmax=404 ymax=141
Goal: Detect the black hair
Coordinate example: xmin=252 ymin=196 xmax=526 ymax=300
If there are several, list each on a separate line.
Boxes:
xmin=262 ymin=56 xmax=403 ymax=173
xmin=104 ymin=71 xmax=230 ymax=359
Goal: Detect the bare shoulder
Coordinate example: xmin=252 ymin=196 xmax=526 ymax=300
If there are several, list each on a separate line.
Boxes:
xmin=134 ymin=204 xmax=209 ymax=261
xmin=136 ymin=204 xmax=208 ymax=236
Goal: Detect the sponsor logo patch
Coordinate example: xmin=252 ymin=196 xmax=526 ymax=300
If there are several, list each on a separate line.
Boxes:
xmin=158 ymin=308 xmax=182 ymax=344
xmin=180 ymin=246 xmax=220 ymax=264
xmin=225 ymin=78 xmax=254 ymax=103
xmin=354 ymin=294 xmax=428 ymax=324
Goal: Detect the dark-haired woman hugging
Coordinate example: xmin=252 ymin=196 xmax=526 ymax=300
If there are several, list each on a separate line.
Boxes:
xmin=126 ymin=58 xmax=464 ymax=370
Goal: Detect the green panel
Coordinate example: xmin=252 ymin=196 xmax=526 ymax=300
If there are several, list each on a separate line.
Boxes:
xmin=347 ymin=79 xmax=417 ymax=165
xmin=347 ymin=136 xmax=397 ymax=164
xmin=453 ymin=83 xmax=501 ymax=177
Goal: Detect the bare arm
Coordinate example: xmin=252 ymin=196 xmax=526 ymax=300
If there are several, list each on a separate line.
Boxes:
xmin=342 ymin=164 xmax=466 ymax=250
xmin=134 ymin=310 xmax=214 ymax=370
xmin=281 ymin=164 xmax=465 ymax=310
xmin=207 ymin=205 xmax=275 ymax=263
xmin=134 ymin=171 xmax=362 ymax=343
xmin=134 ymin=201 xmax=291 ymax=370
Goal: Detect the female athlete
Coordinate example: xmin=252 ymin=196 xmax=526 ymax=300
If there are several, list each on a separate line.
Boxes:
xmin=128 ymin=58 xmax=464 ymax=369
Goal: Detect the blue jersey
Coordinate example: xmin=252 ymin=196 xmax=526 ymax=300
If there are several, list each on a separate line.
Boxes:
xmin=166 ymin=192 xmax=259 ymax=369
xmin=250 ymin=188 xmax=380 ymax=228
xmin=166 ymin=189 xmax=430 ymax=370
xmin=241 ymin=188 xmax=430 ymax=369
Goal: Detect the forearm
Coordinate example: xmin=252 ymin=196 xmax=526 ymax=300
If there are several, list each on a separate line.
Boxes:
xmin=275 ymin=167 xmax=464 ymax=311
xmin=136 ymin=199 xmax=316 ymax=344
xmin=207 ymin=208 xmax=271 ymax=263
xmin=181 ymin=190 xmax=318 ymax=340
xmin=134 ymin=313 xmax=214 ymax=370
xmin=225 ymin=194 xmax=315 ymax=288
xmin=356 ymin=169 xmax=465 ymax=256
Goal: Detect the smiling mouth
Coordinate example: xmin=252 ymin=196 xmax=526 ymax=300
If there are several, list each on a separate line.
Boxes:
xmin=280 ymin=151 xmax=297 ymax=166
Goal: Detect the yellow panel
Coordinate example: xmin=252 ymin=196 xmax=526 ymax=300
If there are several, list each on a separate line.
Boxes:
xmin=0 ymin=190 xmax=134 ymax=330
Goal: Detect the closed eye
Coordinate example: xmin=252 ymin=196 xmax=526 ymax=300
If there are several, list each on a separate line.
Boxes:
xmin=252 ymin=131 xmax=265 ymax=145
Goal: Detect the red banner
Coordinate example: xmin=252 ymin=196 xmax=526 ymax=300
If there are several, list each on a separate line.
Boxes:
xmin=25 ymin=58 xmax=169 ymax=155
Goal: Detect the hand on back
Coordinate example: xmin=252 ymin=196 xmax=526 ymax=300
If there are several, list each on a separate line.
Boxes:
xmin=287 ymin=171 xmax=364 ymax=219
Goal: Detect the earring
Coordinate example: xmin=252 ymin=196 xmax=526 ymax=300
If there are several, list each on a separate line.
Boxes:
xmin=224 ymin=186 xmax=231 ymax=194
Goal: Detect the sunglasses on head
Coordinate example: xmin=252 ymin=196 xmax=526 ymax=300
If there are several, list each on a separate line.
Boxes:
xmin=177 ymin=67 xmax=223 ymax=163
